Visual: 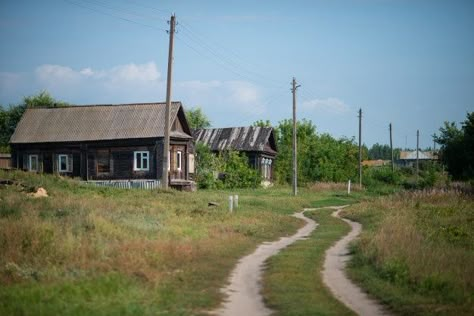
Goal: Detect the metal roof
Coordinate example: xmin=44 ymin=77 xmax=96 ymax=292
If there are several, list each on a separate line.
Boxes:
xmin=193 ymin=126 xmax=277 ymax=154
xmin=10 ymin=102 xmax=191 ymax=143
xmin=399 ymin=150 xmax=436 ymax=160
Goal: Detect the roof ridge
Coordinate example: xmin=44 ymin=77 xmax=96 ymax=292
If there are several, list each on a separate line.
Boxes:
xmin=25 ymin=101 xmax=182 ymax=109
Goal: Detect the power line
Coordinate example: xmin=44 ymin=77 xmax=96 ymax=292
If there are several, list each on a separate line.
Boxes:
xmin=178 ymin=22 xmax=283 ymax=87
xmin=63 ymin=0 xmax=167 ymax=31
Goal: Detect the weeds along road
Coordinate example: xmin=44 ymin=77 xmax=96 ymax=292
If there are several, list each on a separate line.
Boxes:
xmin=211 ymin=210 xmax=318 ymax=316
xmin=323 ymin=208 xmax=391 ymax=316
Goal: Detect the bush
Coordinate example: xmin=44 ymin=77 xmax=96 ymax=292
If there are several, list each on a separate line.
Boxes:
xmin=363 ymin=166 xmax=401 ymax=187
xmin=195 ymin=143 xmax=259 ymax=189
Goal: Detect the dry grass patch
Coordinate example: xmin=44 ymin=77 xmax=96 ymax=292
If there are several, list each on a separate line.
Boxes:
xmin=344 ymin=190 xmax=474 ymax=315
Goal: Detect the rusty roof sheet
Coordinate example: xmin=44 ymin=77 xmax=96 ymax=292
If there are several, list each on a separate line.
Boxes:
xmin=10 ymin=102 xmax=187 ymax=143
xmin=193 ymin=127 xmax=277 ymax=154
xmin=399 ymin=150 xmax=436 ymax=160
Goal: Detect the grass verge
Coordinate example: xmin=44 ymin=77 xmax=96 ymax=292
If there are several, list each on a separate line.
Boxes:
xmin=0 ymin=170 xmax=351 ymax=315
xmin=343 ymin=190 xmax=474 ymax=316
xmin=262 ymin=208 xmax=355 ymax=315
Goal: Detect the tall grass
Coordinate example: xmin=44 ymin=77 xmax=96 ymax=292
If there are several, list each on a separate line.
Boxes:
xmin=0 ymin=170 xmax=336 ymax=315
xmin=343 ymin=190 xmax=474 ymax=315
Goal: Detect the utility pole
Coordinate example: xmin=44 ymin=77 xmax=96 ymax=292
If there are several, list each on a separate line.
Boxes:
xmin=416 ymin=129 xmax=419 ymax=182
xmin=358 ymin=108 xmax=362 ymax=188
xmin=162 ymin=14 xmax=176 ymax=189
xmin=389 ymin=123 xmax=394 ymax=173
xmin=291 ymin=77 xmax=300 ymax=196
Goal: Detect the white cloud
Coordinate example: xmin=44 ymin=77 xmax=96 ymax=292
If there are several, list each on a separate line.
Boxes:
xmin=0 ymin=63 xmax=264 ymax=120
xmin=302 ymin=97 xmax=350 ymax=114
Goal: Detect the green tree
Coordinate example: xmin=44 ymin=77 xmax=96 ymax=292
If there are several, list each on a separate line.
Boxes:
xmin=185 ymin=107 xmax=211 ymax=130
xmin=195 ymin=142 xmax=221 ymax=189
xmin=434 ymin=112 xmax=474 ymax=180
xmin=0 ymin=91 xmax=68 ymax=152
xmin=274 ymin=119 xmax=359 ymax=185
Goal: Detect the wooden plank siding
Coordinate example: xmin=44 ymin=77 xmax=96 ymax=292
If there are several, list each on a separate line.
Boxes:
xmin=11 ymin=138 xmax=191 ymax=182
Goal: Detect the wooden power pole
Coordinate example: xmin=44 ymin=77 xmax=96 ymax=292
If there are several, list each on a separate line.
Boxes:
xmin=291 ymin=77 xmax=300 ymax=196
xmin=358 ymin=108 xmax=362 ymax=188
xmin=162 ymin=14 xmax=176 ymax=189
xmin=389 ymin=123 xmax=394 ymax=173
xmin=416 ymin=129 xmax=419 ymax=182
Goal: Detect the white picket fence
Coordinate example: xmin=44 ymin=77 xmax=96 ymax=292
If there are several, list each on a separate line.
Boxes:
xmin=84 ymin=180 xmax=161 ymax=190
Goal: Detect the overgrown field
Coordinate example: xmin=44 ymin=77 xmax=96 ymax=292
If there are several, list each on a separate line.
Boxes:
xmin=343 ymin=190 xmax=474 ymax=315
xmin=0 ymin=170 xmax=345 ymax=315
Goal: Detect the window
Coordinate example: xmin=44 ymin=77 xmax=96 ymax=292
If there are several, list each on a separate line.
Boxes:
xmin=29 ymin=154 xmax=38 ymax=172
xmin=168 ymin=151 xmax=170 ymax=171
xmin=134 ymin=151 xmax=149 ymax=171
xmin=97 ymin=150 xmax=110 ymax=174
xmin=58 ymin=154 xmax=70 ymax=172
xmin=261 ymin=158 xmax=273 ymax=180
xmin=176 ymin=151 xmax=182 ymax=171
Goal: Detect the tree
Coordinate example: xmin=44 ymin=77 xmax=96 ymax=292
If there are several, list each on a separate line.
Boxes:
xmin=434 ymin=112 xmax=474 ymax=180
xmin=274 ymin=119 xmax=359 ymax=185
xmin=185 ymin=107 xmax=211 ymax=130
xmin=0 ymin=91 xmax=69 ymax=152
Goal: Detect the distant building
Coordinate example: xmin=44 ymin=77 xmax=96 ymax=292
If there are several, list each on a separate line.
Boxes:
xmin=396 ymin=150 xmax=438 ymax=167
xmin=193 ymin=126 xmax=277 ymax=182
xmin=362 ymin=159 xmax=390 ymax=167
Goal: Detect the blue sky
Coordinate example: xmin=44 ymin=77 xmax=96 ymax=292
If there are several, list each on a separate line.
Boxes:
xmin=1 ymin=0 xmax=473 ymax=148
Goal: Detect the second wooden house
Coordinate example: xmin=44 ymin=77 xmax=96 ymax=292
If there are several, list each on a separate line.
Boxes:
xmin=193 ymin=126 xmax=277 ymax=182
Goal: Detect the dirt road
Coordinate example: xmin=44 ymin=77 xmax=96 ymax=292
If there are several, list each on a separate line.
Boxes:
xmin=210 ymin=210 xmax=318 ymax=316
xmin=322 ymin=208 xmax=391 ymax=316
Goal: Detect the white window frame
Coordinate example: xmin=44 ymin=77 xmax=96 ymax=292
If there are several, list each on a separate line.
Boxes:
xmin=168 ymin=151 xmax=170 ymax=171
xmin=29 ymin=154 xmax=39 ymax=172
xmin=176 ymin=151 xmax=182 ymax=171
xmin=58 ymin=154 xmax=70 ymax=172
xmin=134 ymin=151 xmax=150 ymax=171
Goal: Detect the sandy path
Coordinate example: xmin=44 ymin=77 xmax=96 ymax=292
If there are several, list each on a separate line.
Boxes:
xmin=322 ymin=208 xmax=391 ymax=316
xmin=210 ymin=209 xmax=318 ymax=316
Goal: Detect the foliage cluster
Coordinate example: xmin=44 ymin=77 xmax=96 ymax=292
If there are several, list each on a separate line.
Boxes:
xmin=0 ymin=91 xmax=69 ymax=152
xmin=434 ymin=112 xmax=474 ymax=180
xmin=194 ymin=142 xmax=259 ymax=189
xmin=272 ymin=119 xmax=359 ymax=185
xmin=367 ymin=143 xmax=400 ymax=160
xmin=185 ymin=106 xmax=211 ymax=130
xmin=344 ymin=191 xmax=474 ymax=315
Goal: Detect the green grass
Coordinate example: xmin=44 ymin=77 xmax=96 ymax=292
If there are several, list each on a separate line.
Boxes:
xmin=262 ymin=209 xmax=355 ymax=316
xmin=0 ymin=170 xmax=354 ymax=315
xmin=343 ymin=191 xmax=474 ymax=316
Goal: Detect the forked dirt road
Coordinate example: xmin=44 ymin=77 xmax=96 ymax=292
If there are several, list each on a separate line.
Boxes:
xmin=211 ymin=206 xmax=389 ymax=316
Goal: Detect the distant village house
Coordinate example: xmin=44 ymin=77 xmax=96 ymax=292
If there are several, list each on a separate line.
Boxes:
xmin=396 ymin=150 xmax=438 ymax=168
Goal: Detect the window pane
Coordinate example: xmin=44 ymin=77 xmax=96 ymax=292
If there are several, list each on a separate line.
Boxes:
xmin=136 ymin=153 xmax=142 ymax=169
xmin=97 ymin=151 xmax=110 ymax=173
xmin=60 ymin=156 xmax=67 ymax=171
xmin=177 ymin=151 xmax=182 ymax=170
xmin=142 ymin=156 xmax=148 ymax=169
xmin=30 ymin=155 xmax=37 ymax=171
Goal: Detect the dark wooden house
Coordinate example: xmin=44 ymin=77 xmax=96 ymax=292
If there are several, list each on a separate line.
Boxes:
xmin=193 ymin=126 xmax=277 ymax=181
xmin=9 ymin=102 xmax=195 ymax=188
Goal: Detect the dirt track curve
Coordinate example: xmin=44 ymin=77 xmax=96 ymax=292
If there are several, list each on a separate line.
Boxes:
xmin=322 ymin=208 xmax=391 ymax=316
xmin=210 ymin=209 xmax=318 ymax=316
